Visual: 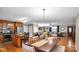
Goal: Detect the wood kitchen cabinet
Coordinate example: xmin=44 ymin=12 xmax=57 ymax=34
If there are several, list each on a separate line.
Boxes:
xmin=0 ymin=35 xmax=3 ymax=43
xmin=12 ymin=35 xmax=22 ymax=47
xmin=0 ymin=19 xmax=23 ymax=34
xmin=15 ymin=22 xmax=23 ymax=27
xmin=0 ymin=19 xmax=23 ymax=44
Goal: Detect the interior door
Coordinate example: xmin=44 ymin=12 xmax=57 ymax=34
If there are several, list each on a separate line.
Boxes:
xmin=67 ymin=26 xmax=73 ymax=37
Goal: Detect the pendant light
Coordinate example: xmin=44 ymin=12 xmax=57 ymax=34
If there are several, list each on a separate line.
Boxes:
xmin=43 ymin=9 xmax=45 ymax=21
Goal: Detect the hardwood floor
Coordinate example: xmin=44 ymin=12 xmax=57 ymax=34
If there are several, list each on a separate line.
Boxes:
xmin=58 ymin=37 xmax=76 ymax=52
xmin=0 ymin=42 xmax=23 ymax=52
xmin=0 ymin=37 xmax=77 ymax=52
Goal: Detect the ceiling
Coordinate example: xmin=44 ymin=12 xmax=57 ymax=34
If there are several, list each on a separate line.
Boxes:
xmin=0 ymin=7 xmax=79 ymax=24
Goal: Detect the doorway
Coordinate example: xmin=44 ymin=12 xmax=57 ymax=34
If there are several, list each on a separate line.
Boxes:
xmin=67 ymin=26 xmax=73 ymax=37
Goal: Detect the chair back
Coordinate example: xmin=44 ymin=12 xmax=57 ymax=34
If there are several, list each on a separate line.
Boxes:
xmin=22 ymin=43 xmax=35 ymax=52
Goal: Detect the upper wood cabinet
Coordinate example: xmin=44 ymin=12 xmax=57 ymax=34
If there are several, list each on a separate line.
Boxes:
xmin=15 ymin=22 xmax=23 ymax=27
xmin=0 ymin=19 xmax=23 ymax=33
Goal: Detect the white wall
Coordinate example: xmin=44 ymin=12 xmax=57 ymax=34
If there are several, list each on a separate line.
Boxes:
xmin=23 ymin=25 xmax=28 ymax=33
xmin=31 ymin=21 xmax=75 ymax=26
xmin=23 ymin=25 xmax=33 ymax=36
xmin=33 ymin=24 xmax=38 ymax=33
xmin=75 ymin=16 xmax=79 ymax=51
xmin=28 ymin=25 xmax=33 ymax=36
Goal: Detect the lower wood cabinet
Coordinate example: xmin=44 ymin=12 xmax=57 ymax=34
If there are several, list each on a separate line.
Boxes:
xmin=12 ymin=35 xmax=22 ymax=47
xmin=0 ymin=35 xmax=3 ymax=43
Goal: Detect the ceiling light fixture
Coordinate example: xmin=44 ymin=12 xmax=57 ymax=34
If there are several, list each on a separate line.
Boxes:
xmin=43 ymin=9 xmax=46 ymax=21
xmin=22 ymin=19 xmax=28 ymax=23
xmin=17 ymin=17 xmax=28 ymax=23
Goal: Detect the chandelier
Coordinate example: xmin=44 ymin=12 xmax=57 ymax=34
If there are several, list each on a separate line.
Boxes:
xmin=43 ymin=9 xmax=46 ymax=20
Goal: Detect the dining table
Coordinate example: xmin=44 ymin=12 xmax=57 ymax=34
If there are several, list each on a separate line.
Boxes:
xmin=30 ymin=37 xmax=60 ymax=52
